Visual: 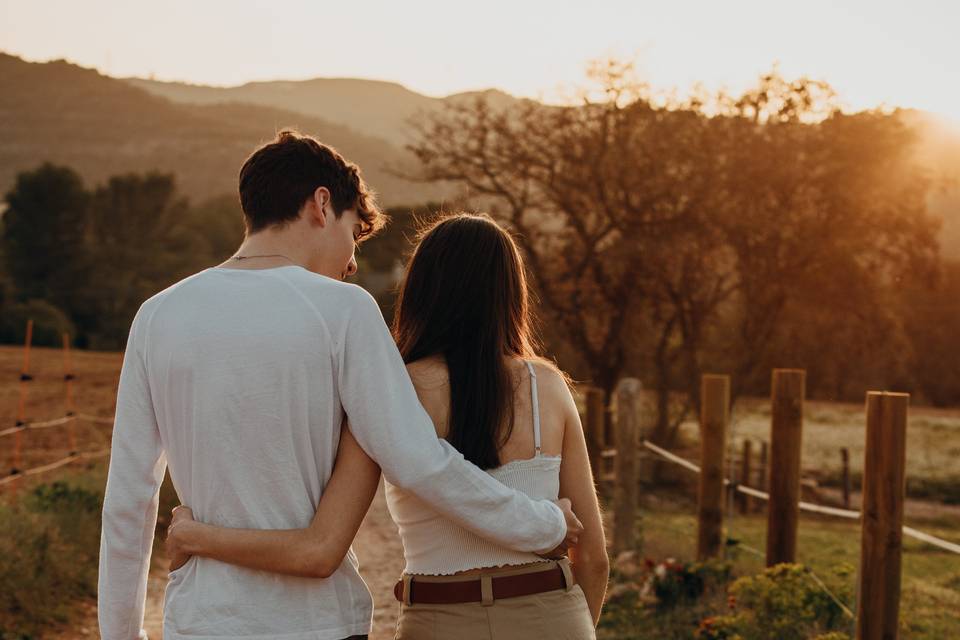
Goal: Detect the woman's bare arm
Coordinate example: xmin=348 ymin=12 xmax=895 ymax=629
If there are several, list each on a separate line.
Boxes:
xmin=556 ymin=380 xmax=610 ymax=625
xmin=166 ymin=426 xmax=381 ymax=578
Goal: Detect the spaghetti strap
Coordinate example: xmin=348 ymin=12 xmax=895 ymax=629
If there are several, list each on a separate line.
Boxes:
xmin=525 ymin=361 xmax=542 ymax=456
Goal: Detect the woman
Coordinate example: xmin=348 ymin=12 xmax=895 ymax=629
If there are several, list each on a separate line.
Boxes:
xmin=166 ymin=214 xmax=609 ymax=638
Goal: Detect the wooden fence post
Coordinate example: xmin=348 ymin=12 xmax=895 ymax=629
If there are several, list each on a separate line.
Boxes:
xmin=585 ymin=388 xmax=606 ymax=490
xmin=739 ymin=439 xmax=753 ymax=515
xmin=841 ymin=447 xmax=852 ymax=510
xmin=697 ymin=374 xmax=730 ymax=561
xmin=613 ymin=378 xmax=642 ymax=553
xmin=856 ymin=392 xmax=909 ymax=640
xmin=755 ymin=440 xmax=769 ymax=513
xmin=766 ymin=369 xmax=805 ymax=566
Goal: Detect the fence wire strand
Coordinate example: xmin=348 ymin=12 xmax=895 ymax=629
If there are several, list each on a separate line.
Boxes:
xmin=640 ymin=440 xmax=960 ymax=555
xmin=1 ymin=413 xmax=114 ymax=487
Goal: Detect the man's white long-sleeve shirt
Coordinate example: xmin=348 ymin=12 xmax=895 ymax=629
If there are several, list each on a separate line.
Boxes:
xmin=98 ymin=265 xmax=565 ymax=640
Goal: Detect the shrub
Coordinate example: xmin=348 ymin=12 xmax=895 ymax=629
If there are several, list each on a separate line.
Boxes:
xmin=0 ymin=505 xmax=94 ymax=637
xmin=648 ymin=558 xmax=732 ymax=610
xmin=0 ymin=479 xmax=104 ymax=637
xmin=695 ymin=563 xmax=854 ymax=640
xmin=0 ymin=299 xmax=76 ymax=347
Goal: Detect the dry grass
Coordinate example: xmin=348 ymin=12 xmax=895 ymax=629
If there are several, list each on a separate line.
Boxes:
xmin=705 ymin=396 xmax=960 ymax=487
xmin=576 ymin=384 xmax=960 ymax=503
xmin=0 ymin=344 xmax=121 ymax=482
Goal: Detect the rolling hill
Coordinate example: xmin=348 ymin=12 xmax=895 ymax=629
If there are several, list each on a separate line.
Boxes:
xmin=124 ymin=76 xmax=519 ymax=148
xmin=0 ymin=53 xmax=440 ymax=206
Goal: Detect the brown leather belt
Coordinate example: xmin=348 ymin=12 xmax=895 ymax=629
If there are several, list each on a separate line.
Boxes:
xmin=393 ymin=562 xmax=573 ymax=606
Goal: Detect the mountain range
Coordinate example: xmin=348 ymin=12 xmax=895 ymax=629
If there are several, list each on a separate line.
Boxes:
xmin=0 ymin=53 xmax=440 ymax=207
xmin=1 ymin=52 xmax=958 ymax=257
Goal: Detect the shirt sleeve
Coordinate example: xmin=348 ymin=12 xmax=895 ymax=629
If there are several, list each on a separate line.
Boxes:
xmin=336 ymin=287 xmax=565 ymax=553
xmin=98 ymin=304 xmax=167 ymax=640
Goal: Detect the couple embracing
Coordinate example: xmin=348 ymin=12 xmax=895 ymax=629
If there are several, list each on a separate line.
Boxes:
xmin=98 ymin=130 xmax=609 ymax=640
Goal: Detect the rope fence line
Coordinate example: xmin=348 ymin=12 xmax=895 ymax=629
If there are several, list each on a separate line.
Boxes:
xmin=2 ymin=411 xmax=116 ymax=488
xmin=0 ymin=447 xmax=112 ymax=487
xmin=0 ymin=415 xmax=76 ymax=438
xmin=639 ymin=440 xmax=960 ymax=556
xmin=1 ymin=413 xmax=116 ymax=438
xmin=2 ymin=326 xmax=114 ymax=492
xmin=633 ymin=462 xmax=858 ymax=623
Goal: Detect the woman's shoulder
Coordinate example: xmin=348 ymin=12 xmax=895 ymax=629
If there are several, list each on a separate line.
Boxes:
xmin=405 ymin=355 xmax=448 ymax=385
xmin=525 ymin=358 xmax=573 ymax=397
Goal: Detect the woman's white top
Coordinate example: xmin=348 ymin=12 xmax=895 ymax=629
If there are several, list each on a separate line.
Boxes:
xmin=386 ymin=361 xmax=562 ymax=575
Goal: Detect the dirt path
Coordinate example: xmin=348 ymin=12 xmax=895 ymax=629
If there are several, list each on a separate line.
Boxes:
xmin=353 ymin=482 xmax=406 ymax=639
xmin=50 ymin=483 xmax=403 ymax=639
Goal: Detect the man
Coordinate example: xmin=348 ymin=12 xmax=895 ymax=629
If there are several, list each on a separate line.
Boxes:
xmin=98 ymin=130 xmax=581 ymax=640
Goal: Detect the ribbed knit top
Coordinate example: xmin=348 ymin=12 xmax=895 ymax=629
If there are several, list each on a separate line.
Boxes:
xmin=385 ymin=361 xmax=561 ymax=575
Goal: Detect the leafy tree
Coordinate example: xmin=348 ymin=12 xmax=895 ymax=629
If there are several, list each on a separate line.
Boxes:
xmin=408 ymin=63 xmax=939 ymax=450
xmin=902 ymin=259 xmax=960 ymax=405
xmin=1 ymin=163 xmax=91 ymax=313
xmin=83 ymin=172 xmax=204 ymax=348
xmin=183 ymin=194 xmax=246 ymax=263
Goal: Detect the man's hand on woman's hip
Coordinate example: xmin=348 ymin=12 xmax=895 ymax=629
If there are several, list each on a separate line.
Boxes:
xmin=538 ymin=498 xmax=583 ymax=558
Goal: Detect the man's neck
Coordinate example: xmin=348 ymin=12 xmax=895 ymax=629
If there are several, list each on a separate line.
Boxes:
xmin=226 ymin=229 xmax=307 ymax=268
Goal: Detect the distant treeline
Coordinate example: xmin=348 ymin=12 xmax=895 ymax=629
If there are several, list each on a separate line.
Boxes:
xmin=0 ymin=165 xmax=243 ymax=349
xmin=0 ymin=163 xmax=425 ymax=352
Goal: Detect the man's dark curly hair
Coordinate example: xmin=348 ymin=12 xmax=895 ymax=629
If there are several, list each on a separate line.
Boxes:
xmin=238 ymin=129 xmax=384 ymax=239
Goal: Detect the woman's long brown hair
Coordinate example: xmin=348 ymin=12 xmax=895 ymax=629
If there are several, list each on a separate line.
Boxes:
xmin=392 ymin=213 xmax=539 ymax=469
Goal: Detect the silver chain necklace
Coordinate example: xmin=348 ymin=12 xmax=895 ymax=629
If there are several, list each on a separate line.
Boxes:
xmin=230 ymin=253 xmax=297 ymax=265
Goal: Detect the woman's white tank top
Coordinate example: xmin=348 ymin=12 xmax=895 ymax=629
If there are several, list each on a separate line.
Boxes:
xmin=384 ymin=361 xmax=561 ymax=575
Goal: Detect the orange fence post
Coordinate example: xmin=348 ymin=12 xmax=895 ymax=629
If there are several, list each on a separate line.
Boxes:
xmin=11 ymin=319 xmax=35 ymax=495
xmin=63 ymin=332 xmax=78 ymax=453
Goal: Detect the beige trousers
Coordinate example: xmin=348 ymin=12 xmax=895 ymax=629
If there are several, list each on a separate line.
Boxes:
xmin=394 ymin=562 xmax=596 ymax=640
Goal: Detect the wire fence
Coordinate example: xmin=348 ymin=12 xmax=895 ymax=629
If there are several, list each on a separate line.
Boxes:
xmin=0 ymin=412 xmax=115 ymax=488
xmin=632 ymin=434 xmax=960 ymax=635
xmin=639 ymin=439 xmax=960 ymax=555
xmin=1 ymin=324 xmax=118 ymax=492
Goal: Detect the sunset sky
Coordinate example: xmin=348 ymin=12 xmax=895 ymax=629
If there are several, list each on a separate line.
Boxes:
xmin=1 ymin=0 xmax=957 ymax=122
